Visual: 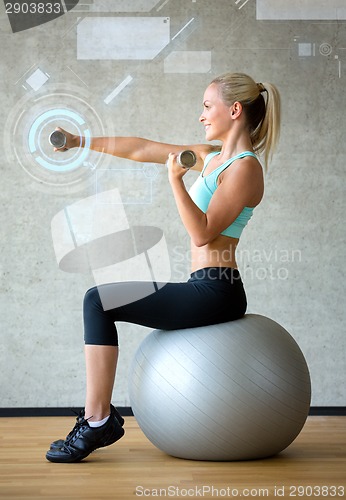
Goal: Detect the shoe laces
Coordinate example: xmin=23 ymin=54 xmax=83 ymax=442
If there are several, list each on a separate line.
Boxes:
xmin=64 ymin=409 xmax=93 ymax=446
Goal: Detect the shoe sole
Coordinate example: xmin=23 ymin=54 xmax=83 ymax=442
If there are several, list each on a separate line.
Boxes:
xmin=46 ymin=426 xmax=125 ymax=463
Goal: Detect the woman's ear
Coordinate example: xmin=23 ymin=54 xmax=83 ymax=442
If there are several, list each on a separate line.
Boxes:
xmin=230 ymin=101 xmax=243 ymax=119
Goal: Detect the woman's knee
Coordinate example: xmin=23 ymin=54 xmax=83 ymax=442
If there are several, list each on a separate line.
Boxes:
xmin=83 ymin=286 xmax=102 ymax=312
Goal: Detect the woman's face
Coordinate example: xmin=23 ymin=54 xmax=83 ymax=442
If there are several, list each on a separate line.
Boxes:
xmin=199 ymin=83 xmax=233 ymax=141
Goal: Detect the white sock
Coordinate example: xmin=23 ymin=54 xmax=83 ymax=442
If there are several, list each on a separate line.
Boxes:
xmin=88 ymin=415 xmax=110 ymax=428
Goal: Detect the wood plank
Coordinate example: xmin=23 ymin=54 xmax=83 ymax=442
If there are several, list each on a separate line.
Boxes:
xmin=0 ymin=416 xmax=345 ymax=499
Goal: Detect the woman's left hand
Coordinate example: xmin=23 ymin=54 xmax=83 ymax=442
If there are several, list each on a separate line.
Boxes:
xmin=167 ymin=153 xmax=189 ymax=183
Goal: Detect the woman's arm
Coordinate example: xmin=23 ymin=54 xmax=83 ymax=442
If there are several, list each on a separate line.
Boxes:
xmin=168 ymin=155 xmax=263 ymax=247
xmin=54 ymin=127 xmax=216 ymax=171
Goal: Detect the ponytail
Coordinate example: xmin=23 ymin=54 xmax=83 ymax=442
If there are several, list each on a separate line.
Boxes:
xmin=253 ymin=81 xmax=281 ymax=167
xmin=211 ymin=73 xmax=281 ymax=169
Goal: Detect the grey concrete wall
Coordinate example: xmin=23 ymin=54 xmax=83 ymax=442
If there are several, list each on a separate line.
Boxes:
xmin=1 ymin=1 xmax=345 ymax=408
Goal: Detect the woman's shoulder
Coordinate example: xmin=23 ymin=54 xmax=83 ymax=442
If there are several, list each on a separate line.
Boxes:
xmin=197 ymin=144 xmax=221 ymax=161
xmin=189 ymin=144 xmax=221 ymax=171
xmin=194 ymin=144 xmax=221 ymax=162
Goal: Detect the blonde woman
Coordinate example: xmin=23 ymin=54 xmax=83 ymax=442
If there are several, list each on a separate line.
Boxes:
xmin=46 ymin=72 xmax=281 ymax=463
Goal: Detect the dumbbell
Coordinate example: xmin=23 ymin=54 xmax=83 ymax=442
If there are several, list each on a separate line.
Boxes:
xmin=49 ymin=130 xmax=66 ymax=149
xmin=177 ymin=150 xmax=197 ymax=169
xmin=167 ymin=150 xmax=197 ymax=169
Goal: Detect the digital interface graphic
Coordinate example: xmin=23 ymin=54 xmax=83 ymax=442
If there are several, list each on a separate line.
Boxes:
xmin=51 ymin=188 xmax=171 ymax=308
xmin=28 ymin=108 xmax=90 ymax=172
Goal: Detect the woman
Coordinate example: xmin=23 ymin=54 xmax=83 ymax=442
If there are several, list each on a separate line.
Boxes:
xmin=46 ymin=72 xmax=281 ymax=463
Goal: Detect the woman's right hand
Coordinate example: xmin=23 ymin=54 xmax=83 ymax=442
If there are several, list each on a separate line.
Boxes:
xmin=52 ymin=127 xmax=81 ymax=152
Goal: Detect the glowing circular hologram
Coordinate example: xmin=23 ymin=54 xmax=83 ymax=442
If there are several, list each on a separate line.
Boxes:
xmin=37 ymin=117 xmax=82 ymax=165
xmin=28 ymin=108 xmax=91 ymax=172
xmin=4 ymin=84 xmax=112 ymax=194
xmin=28 ymin=108 xmax=85 ymax=153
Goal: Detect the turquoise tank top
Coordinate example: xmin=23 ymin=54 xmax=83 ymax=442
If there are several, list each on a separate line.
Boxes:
xmin=188 ymin=151 xmax=258 ymax=239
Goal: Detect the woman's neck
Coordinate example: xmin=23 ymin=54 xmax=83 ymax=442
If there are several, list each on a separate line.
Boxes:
xmin=218 ymin=128 xmax=253 ymax=161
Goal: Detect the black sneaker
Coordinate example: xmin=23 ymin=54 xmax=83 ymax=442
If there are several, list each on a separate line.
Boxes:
xmin=46 ymin=405 xmax=125 ymax=463
xmin=49 ymin=406 xmax=124 ymax=450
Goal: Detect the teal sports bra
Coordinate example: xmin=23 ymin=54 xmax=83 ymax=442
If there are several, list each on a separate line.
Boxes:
xmin=188 ymin=151 xmax=258 ymax=239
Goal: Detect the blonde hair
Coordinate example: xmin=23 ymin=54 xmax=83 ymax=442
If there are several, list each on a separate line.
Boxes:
xmin=211 ymin=72 xmax=281 ymax=168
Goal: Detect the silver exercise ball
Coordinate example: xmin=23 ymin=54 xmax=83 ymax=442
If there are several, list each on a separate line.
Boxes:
xmin=129 ymin=314 xmax=311 ymax=461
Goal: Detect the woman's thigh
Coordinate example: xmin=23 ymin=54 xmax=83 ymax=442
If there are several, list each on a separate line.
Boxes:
xmin=97 ymin=277 xmax=246 ymax=331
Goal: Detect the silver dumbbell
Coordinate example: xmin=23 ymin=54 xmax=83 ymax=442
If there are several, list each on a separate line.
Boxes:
xmin=49 ymin=130 xmax=66 ymax=149
xmin=167 ymin=150 xmax=197 ymax=169
xmin=177 ymin=150 xmax=197 ymax=169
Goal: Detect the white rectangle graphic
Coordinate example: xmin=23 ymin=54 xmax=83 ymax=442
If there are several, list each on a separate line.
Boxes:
xmin=26 ymin=68 xmax=49 ymax=91
xmin=77 ymin=17 xmax=170 ymax=60
xmin=256 ymin=0 xmax=346 ymax=20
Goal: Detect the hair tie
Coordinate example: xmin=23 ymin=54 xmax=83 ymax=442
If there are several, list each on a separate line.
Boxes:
xmin=257 ymin=82 xmax=266 ymax=93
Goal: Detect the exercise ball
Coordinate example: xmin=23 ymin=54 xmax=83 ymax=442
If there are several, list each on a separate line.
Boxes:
xmin=129 ymin=314 xmax=311 ymax=461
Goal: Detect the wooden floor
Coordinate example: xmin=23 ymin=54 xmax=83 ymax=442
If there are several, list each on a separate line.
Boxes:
xmin=0 ymin=416 xmax=345 ymax=500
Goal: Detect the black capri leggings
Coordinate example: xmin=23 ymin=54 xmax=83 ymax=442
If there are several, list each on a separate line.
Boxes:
xmin=83 ymin=267 xmax=247 ymax=346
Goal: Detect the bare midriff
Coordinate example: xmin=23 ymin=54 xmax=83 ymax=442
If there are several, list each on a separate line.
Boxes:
xmin=190 ymin=234 xmax=239 ymax=272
